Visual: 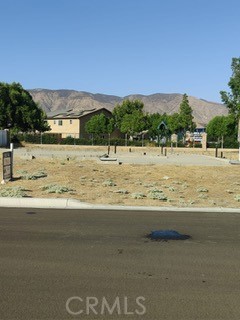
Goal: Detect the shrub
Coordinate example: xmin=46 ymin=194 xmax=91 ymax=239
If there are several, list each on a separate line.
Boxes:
xmin=41 ymin=184 xmax=75 ymax=194
xmin=147 ymin=188 xmax=168 ymax=201
xmin=234 ymin=195 xmax=240 ymax=202
xmin=131 ymin=193 xmax=146 ymax=199
xmin=17 ymin=169 xmax=47 ymax=180
xmin=0 ymin=186 xmax=28 ymax=197
xmin=197 ymin=187 xmax=208 ymax=193
xmin=102 ymin=179 xmax=116 ymax=187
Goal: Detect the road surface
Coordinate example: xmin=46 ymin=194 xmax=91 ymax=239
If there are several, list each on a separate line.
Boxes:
xmin=0 ymin=207 xmax=240 ymax=319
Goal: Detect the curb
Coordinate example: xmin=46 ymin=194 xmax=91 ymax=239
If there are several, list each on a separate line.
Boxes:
xmin=0 ymin=197 xmax=95 ymax=209
xmin=0 ymin=197 xmax=240 ymax=213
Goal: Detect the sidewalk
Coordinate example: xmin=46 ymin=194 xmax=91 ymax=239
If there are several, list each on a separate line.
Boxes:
xmin=0 ymin=197 xmax=240 ymax=213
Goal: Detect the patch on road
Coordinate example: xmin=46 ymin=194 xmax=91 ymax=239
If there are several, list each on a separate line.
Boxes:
xmin=146 ymin=229 xmax=191 ymax=241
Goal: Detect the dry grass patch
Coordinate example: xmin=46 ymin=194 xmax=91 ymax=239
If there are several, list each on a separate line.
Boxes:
xmin=0 ymin=155 xmax=239 ymax=208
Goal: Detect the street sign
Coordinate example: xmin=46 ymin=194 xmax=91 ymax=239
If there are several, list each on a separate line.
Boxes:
xmin=2 ymin=151 xmax=12 ymax=181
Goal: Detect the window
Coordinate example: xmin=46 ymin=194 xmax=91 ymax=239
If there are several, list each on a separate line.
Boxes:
xmin=70 ymin=120 xmax=72 ymax=124
xmin=54 ymin=120 xmax=56 ymax=125
xmin=58 ymin=120 xmax=63 ymax=126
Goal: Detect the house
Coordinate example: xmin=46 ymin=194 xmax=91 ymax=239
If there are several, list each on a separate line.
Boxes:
xmin=47 ymin=107 xmax=118 ymax=139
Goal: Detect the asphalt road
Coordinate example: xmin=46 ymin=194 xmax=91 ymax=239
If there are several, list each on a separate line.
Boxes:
xmin=0 ymin=207 xmax=240 ymax=320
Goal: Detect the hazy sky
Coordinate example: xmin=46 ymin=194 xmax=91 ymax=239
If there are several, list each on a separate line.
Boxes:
xmin=1 ymin=0 xmax=240 ymax=102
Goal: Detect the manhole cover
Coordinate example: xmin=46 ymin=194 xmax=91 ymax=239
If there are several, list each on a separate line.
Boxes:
xmin=147 ymin=230 xmax=191 ymax=241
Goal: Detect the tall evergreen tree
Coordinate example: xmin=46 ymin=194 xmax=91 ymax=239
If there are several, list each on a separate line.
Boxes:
xmin=178 ymin=94 xmax=196 ymax=132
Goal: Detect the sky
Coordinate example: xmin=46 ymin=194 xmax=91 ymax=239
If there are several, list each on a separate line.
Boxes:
xmin=1 ymin=0 xmax=240 ymax=102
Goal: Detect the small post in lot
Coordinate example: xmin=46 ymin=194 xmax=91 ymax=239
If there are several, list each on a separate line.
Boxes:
xmin=2 ymin=150 xmax=13 ymax=183
xmin=161 ymin=145 xmax=163 ymax=155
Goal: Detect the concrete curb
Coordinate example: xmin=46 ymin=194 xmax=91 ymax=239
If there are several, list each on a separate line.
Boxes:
xmin=0 ymin=197 xmax=240 ymax=213
xmin=0 ymin=197 xmax=97 ymax=209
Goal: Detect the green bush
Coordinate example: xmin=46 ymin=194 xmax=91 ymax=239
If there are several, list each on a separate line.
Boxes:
xmin=207 ymin=134 xmax=239 ymax=149
xmin=15 ymin=133 xmax=59 ymax=144
xmin=223 ymin=136 xmax=239 ymax=148
xmin=60 ymin=136 xmax=75 ymax=145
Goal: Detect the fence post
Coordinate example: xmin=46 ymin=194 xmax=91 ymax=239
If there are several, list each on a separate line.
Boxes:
xmin=10 ymin=143 xmax=14 ymax=177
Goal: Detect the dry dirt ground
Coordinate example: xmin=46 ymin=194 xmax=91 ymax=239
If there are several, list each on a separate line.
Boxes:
xmin=0 ymin=145 xmax=240 ymax=208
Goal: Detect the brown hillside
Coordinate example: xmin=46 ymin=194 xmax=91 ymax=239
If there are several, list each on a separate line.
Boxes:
xmin=29 ymin=89 xmax=227 ymax=125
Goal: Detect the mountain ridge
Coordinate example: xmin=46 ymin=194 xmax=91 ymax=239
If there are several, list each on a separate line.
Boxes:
xmin=29 ymin=89 xmax=228 ymax=125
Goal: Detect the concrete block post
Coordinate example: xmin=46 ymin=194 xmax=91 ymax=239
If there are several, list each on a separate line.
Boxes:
xmin=201 ymin=132 xmax=207 ymax=151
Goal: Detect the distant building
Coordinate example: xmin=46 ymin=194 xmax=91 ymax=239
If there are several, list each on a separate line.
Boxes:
xmin=47 ymin=108 xmax=119 ymax=139
xmin=193 ymin=123 xmax=206 ymax=142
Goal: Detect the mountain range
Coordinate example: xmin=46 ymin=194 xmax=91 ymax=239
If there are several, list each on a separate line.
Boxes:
xmin=29 ymin=89 xmax=228 ymax=125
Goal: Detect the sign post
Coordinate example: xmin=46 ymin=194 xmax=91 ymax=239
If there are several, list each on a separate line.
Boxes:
xmin=2 ymin=151 xmax=13 ymax=182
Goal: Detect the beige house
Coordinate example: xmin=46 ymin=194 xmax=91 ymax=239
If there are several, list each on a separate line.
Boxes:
xmin=47 ymin=108 xmax=117 ymax=139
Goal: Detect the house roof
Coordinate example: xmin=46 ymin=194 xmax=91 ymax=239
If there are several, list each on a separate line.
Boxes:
xmin=47 ymin=108 xmax=112 ymax=119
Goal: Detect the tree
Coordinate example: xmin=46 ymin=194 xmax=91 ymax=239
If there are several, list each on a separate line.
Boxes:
xmin=106 ymin=117 xmax=115 ymax=146
xmin=120 ymin=110 xmax=145 ymax=137
xmin=85 ymin=113 xmax=109 ymax=138
xmin=178 ymin=94 xmax=195 ymax=130
xmin=176 ymin=94 xmax=196 ymax=144
xmin=112 ymin=99 xmax=144 ymax=129
xmin=146 ymin=113 xmax=165 ymax=139
xmin=206 ymin=114 xmax=236 ymax=148
xmin=178 ymin=94 xmax=196 ymax=133
xmin=167 ymin=113 xmax=182 ymax=134
xmin=0 ymin=82 xmax=49 ymax=132
xmin=146 ymin=112 xmax=173 ymax=139
xmin=85 ymin=112 xmax=116 ymax=144
xmin=106 ymin=117 xmax=115 ymax=135
xmin=220 ymin=57 xmax=240 ymax=120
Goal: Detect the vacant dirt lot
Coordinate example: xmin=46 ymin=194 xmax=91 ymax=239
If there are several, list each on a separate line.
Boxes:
xmin=0 ymin=145 xmax=239 ymax=208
